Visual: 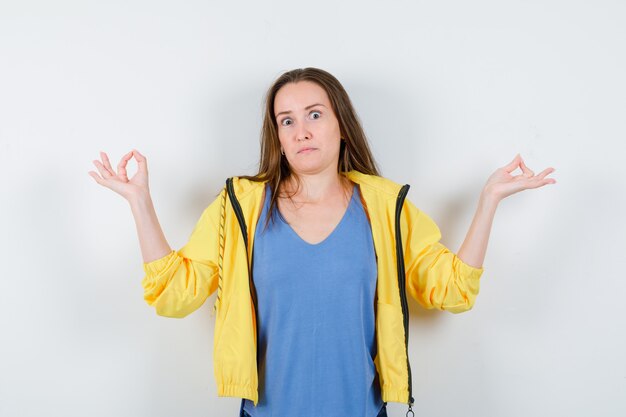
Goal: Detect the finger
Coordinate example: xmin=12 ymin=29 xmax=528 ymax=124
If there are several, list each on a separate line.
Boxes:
xmin=519 ymin=157 xmax=535 ymax=178
xmin=535 ymin=167 xmax=556 ymax=180
xmin=502 ymin=153 xmax=522 ymax=173
xmin=117 ymin=151 xmax=134 ymax=179
xmin=133 ymin=149 xmax=148 ymax=173
xmin=530 ymin=178 xmax=557 ymax=188
xmin=87 ymin=171 xmax=104 ymax=185
xmin=100 ymin=151 xmax=115 ymax=175
xmin=524 ymin=171 xmax=557 ymax=189
xmin=92 ymin=159 xmax=113 ymax=179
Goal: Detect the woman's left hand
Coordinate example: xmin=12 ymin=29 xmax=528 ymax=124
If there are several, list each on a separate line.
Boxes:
xmin=482 ymin=153 xmax=556 ymax=202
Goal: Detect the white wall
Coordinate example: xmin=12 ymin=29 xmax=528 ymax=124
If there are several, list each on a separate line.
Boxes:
xmin=1 ymin=1 xmax=624 ymax=416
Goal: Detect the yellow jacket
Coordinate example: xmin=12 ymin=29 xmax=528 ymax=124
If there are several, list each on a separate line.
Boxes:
xmin=141 ymin=170 xmax=484 ymax=411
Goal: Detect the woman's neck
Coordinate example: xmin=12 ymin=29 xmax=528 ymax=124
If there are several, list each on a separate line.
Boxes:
xmin=281 ymin=170 xmax=352 ymax=204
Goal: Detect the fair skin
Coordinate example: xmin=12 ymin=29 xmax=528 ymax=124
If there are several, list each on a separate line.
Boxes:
xmin=88 ymin=81 xmax=556 ymax=266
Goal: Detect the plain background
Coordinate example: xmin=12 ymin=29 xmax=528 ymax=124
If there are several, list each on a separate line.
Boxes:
xmin=1 ymin=1 xmax=625 ymax=416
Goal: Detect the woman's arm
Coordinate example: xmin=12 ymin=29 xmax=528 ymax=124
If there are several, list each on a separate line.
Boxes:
xmin=88 ymin=150 xmax=218 ymax=318
xmin=456 ymin=192 xmax=498 ymax=269
xmin=129 ymin=192 xmax=173 ymax=264
xmin=140 ymin=196 xmax=223 ymax=318
xmin=403 ymin=154 xmax=555 ymax=313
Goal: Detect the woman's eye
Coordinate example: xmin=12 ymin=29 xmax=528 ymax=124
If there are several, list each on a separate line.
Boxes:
xmin=280 ymin=111 xmax=320 ymax=126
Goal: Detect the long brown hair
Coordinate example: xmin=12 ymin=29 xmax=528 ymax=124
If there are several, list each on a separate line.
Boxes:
xmin=239 ymin=67 xmax=381 ymax=231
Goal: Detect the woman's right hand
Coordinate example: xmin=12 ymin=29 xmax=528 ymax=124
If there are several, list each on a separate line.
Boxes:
xmin=88 ymin=149 xmax=150 ymax=202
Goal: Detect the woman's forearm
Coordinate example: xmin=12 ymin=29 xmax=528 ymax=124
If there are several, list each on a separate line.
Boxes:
xmin=456 ymin=190 xmax=499 ymax=269
xmin=128 ymin=193 xmax=172 ymax=264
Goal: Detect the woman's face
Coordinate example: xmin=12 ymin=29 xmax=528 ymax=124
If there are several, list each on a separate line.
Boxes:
xmin=274 ymin=81 xmax=342 ymax=176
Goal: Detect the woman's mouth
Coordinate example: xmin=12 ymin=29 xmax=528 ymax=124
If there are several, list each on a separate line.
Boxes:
xmin=298 ymin=147 xmax=317 ymax=154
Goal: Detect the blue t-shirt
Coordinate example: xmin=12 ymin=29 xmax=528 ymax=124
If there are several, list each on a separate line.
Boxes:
xmin=242 ymin=183 xmax=384 ymax=417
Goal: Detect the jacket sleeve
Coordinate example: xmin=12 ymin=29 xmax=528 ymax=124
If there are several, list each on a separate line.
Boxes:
xmin=401 ymin=197 xmax=484 ymax=314
xmin=140 ymin=189 xmax=225 ymax=318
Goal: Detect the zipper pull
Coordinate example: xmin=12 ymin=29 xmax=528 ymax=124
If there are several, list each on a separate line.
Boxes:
xmin=406 ymin=396 xmax=415 ymax=417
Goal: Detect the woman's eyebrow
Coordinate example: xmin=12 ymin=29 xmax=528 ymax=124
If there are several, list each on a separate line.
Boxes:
xmin=275 ymin=103 xmax=326 ymax=118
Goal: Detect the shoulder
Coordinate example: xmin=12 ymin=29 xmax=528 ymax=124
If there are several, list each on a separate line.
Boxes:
xmin=343 ymin=170 xmax=405 ymax=197
xmin=229 ymin=176 xmax=268 ymax=204
xmin=220 ymin=176 xmax=265 ymax=193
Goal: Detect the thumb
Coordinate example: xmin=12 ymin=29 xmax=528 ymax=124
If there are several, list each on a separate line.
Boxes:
xmin=133 ymin=149 xmax=148 ymax=171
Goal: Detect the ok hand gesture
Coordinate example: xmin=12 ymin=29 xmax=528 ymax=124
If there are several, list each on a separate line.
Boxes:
xmin=88 ymin=149 xmax=150 ymax=201
xmin=483 ymin=153 xmax=556 ymax=202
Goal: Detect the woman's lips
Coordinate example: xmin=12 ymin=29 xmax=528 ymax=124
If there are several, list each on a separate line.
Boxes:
xmin=298 ymin=147 xmax=317 ymax=154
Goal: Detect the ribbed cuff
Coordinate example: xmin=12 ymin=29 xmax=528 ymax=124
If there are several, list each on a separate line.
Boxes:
xmin=218 ymin=383 xmax=259 ymax=406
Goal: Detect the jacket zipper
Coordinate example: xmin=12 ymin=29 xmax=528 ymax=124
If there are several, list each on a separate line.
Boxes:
xmin=226 ymin=178 xmax=259 ymax=335
xmin=395 ymin=184 xmax=415 ymax=417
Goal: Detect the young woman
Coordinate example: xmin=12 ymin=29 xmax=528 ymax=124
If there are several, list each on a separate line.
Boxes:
xmin=88 ymin=67 xmax=556 ymax=417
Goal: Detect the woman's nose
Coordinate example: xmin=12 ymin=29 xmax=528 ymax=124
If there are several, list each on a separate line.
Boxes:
xmin=296 ymin=123 xmax=311 ymax=141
